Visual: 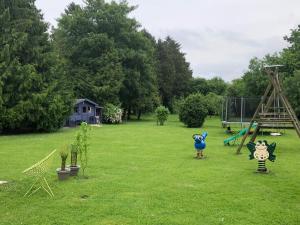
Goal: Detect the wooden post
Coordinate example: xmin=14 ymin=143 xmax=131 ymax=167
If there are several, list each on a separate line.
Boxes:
xmin=236 ymin=83 xmax=272 ymax=154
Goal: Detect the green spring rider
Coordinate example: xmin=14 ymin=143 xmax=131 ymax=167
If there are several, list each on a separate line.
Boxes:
xmin=247 ymin=140 xmax=276 ymax=173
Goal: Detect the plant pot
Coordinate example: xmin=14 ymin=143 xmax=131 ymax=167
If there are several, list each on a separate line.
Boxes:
xmin=69 ymin=165 xmax=80 ymax=176
xmin=56 ymin=168 xmax=71 ymax=181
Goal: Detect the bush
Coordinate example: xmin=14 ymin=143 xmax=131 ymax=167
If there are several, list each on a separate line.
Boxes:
xmin=179 ymin=93 xmax=208 ymax=127
xmin=205 ymin=92 xmax=223 ymax=116
xmin=171 ymin=98 xmax=185 ymax=114
xmin=155 ymin=106 xmax=170 ymax=126
xmin=102 ymin=103 xmax=123 ymax=124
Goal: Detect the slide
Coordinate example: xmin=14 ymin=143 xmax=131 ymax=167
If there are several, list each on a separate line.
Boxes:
xmin=223 ymin=124 xmax=256 ymax=145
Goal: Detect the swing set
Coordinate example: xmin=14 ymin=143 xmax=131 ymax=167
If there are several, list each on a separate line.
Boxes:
xmin=236 ymin=65 xmax=300 ymax=154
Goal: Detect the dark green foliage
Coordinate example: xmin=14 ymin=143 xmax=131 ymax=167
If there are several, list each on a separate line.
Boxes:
xmin=179 ymin=93 xmax=208 ymax=128
xmin=0 ymin=0 xmax=73 ymax=133
xmin=155 ymin=106 xmax=169 ymax=126
xmin=171 ymin=97 xmax=185 ymax=114
xmin=54 ymin=0 xmax=158 ymax=120
xmin=204 ymin=92 xmax=223 ymax=116
xmin=242 ymin=55 xmax=282 ymax=97
xmin=226 ymin=78 xmax=245 ymax=97
xmin=282 ymin=25 xmax=300 ymax=74
xmin=242 ymin=58 xmax=269 ymax=97
xmin=156 ymin=37 xmax=193 ymax=111
xmin=120 ymin=30 xmax=159 ymax=119
xmin=284 ymin=70 xmax=300 ymax=117
xmin=281 ymin=26 xmax=300 ymax=118
xmin=102 ymin=103 xmax=122 ymax=124
xmin=206 ymin=77 xmax=227 ymax=95
xmin=188 ymin=76 xmax=227 ymax=97
xmin=188 ymin=77 xmax=209 ymax=95
xmin=53 ymin=1 xmax=124 ymax=105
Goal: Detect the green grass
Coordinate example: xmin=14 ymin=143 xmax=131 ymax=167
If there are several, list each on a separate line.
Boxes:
xmin=1 ymin=115 xmax=300 ymax=225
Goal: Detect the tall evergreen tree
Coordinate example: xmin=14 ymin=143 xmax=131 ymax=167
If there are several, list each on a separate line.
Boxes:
xmin=53 ymin=1 xmax=123 ymax=105
xmin=0 ymin=0 xmax=73 ymax=133
xmin=119 ymin=30 xmax=159 ymax=120
xmin=156 ymin=37 xmax=192 ymax=111
xmin=54 ymin=0 xmax=158 ymax=119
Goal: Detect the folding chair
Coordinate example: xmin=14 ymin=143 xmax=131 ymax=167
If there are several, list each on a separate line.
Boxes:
xmin=22 ymin=149 xmax=56 ymax=197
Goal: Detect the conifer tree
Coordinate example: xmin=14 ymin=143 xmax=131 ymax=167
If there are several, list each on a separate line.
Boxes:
xmin=0 ymin=0 xmax=73 ymax=132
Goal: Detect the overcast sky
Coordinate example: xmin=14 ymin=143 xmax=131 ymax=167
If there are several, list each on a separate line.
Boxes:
xmin=36 ymin=0 xmax=300 ymax=81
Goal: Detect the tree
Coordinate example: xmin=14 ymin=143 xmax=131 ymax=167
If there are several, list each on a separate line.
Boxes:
xmin=242 ymin=54 xmax=282 ymax=97
xmin=119 ymin=29 xmax=159 ymax=120
xmin=188 ymin=77 xmax=209 ymax=95
xmin=206 ymin=77 xmax=227 ymax=95
xmin=281 ymin=25 xmax=300 ymax=118
xmin=226 ymin=78 xmax=245 ymax=97
xmin=157 ymin=37 xmax=193 ymax=111
xmin=53 ymin=1 xmax=123 ymax=106
xmin=0 ymin=0 xmax=73 ymax=133
xmin=54 ymin=1 xmax=158 ymax=120
xmin=204 ymin=92 xmax=223 ymax=116
xmin=179 ymin=93 xmax=208 ymax=128
xmin=284 ymin=70 xmax=300 ymax=118
xmin=282 ymin=25 xmax=300 ymax=74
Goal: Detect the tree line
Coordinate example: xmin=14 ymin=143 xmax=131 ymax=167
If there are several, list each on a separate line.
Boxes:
xmin=1 ymin=0 xmax=299 ymax=133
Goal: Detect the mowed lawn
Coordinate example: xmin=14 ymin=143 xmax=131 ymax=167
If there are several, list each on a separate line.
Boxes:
xmin=1 ymin=115 xmax=300 ymax=225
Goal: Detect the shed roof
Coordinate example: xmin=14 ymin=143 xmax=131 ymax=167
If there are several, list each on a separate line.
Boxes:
xmin=75 ymin=99 xmax=103 ymax=108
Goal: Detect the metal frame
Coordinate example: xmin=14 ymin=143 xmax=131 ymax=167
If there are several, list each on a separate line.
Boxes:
xmin=23 ymin=149 xmax=56 ymax=197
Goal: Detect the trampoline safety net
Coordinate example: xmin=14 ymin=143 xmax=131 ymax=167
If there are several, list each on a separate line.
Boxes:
xmin=221 ymin=97 xmax=261 ymax=124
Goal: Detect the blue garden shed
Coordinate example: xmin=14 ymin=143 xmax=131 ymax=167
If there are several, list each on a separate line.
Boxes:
xmin=67 ymin=99 xmax=103 ymax=126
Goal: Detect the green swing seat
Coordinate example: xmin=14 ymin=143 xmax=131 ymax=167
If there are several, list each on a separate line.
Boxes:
xmin=22 ymin=149 xmax=56 ymax=197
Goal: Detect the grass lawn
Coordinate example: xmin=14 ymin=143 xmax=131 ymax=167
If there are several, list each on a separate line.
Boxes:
xmin=1 ymin=115 xmax=300 ymax=225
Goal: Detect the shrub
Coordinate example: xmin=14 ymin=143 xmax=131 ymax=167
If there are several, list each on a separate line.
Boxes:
xmin=179 ymin=93 xmax=208 ymax=127
xmin=205 ymin=92 xmax=223 ymax=116
xmin=171 ymin=98 xmax=185 ymax=114
xmin=155 ymin=106 xmax=170 ymax=126
xmin=103 ymin=103 xmax=123 ymax=124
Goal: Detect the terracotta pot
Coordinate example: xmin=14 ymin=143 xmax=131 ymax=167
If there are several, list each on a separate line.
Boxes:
xmin=56 ymin=168 xmax=71 ymax=181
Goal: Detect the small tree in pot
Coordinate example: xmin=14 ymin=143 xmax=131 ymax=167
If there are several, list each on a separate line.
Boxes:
xmin=78 ymin=122 xmax=90 ymax=178
xmin=56 ymin=146 xmax=70 ymax=180
xmin=69 ymin=143 xmax=80 ymax=176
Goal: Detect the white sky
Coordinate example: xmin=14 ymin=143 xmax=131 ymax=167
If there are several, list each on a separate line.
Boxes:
xmin=36 ymin=0 xmax=300 ymax=81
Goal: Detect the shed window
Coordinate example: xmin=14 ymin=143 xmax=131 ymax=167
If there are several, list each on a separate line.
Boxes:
xmin=88 ymin=106 xmax=91 ymax=112
xmin=74 ymin=107 xmax=78 ymax=113
xmin=82 ymin=106 xmax=87 ymax=113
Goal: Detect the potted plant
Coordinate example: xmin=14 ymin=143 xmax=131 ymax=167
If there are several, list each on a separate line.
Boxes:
xmin=56 ymin=146 xmax=70 ymax=180
xmin=69 ymin=143 xmax=80 ymax=176
xmin=78 ymin=122 xmax=90 ymax=178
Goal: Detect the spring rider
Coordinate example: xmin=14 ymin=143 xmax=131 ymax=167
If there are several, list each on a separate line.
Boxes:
xmin=247 ymin=140 xmax=276 ymax=173
xmin=192 ymin=132 xmax=208 ymax=159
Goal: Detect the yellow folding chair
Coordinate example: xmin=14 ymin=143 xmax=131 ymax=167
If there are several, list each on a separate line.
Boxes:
xmin=22 ymin=149 xmax=56 ymax=197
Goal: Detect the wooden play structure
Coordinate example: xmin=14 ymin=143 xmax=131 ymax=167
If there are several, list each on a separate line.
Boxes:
xmin=236 ymin=65 xmax=300 ymax=154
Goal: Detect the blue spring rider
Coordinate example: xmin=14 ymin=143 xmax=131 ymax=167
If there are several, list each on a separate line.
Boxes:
xmin=192 ymin=132 xmax=208 ymax=159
